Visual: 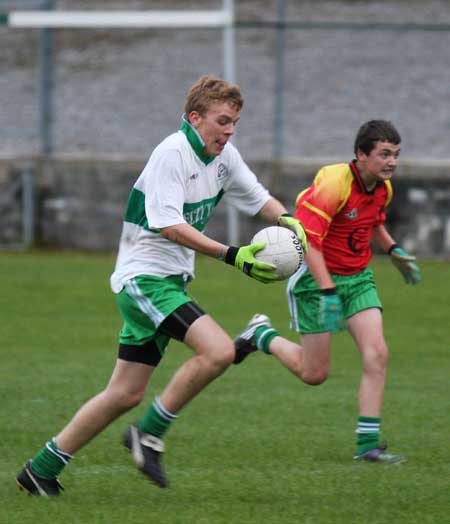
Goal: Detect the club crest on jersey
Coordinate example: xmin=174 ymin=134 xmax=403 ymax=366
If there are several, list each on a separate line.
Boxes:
xmin=189 ymin=172 xmax=199 ymax=181
xmin=346 ymin=208 xmax=358 ymax=219
xmin=217 ymin=163 xmax=229 ymax=180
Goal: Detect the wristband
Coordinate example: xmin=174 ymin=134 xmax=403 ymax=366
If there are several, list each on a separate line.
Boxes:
xmin=321 ymin=288 xmax=337 ymax=295
xmin=224 ymin=246 xmax=239 ymax=265
xmin=387 ymin=244 xmax=399 ymax=255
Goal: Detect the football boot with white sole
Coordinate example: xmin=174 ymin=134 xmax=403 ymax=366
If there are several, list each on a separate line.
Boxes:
xmin=354 ymin=443 xmax=406 ymax=464
xmin=123 ymin=425 xmax=168 ymax=488
xmin=16 ymin=460 xmax=64 ymax=496
xmin=234 ymin=313 xmax=272 ymax=364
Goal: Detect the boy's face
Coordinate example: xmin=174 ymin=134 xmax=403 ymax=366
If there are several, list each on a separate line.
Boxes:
xmin=188 ymin=101 xmax=240 ymax=156
xmin=357 ymin=140 xmax=401 ymax=182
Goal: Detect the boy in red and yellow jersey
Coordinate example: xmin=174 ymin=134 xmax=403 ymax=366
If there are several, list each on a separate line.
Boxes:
xmin=234 ymin=120 xmax=421 ymax=463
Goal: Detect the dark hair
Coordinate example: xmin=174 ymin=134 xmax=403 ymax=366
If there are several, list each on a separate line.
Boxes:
xmin=184 ymin=74 xmax=243 ymax=116
xmin=354 ymin=120 xmax=401 ymax=155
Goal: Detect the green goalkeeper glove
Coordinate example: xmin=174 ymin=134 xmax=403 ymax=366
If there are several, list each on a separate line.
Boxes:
xmin=224 ymin=243 xmax=278 ymax=284
xmin=277 ymin=214 xmax=308 ymax=253
xmin=388 ymin=245 xmax=421 ymax=285
xmin=318 ymin=288 xmax=344 ymax=332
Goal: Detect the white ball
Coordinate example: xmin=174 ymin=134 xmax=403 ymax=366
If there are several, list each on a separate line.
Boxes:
xmin=251 ymin=226 xmax=304 ymax=280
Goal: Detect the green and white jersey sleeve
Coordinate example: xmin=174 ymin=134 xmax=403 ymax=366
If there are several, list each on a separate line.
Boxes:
xmin=110 ymin=125 xmax=270 ymax=293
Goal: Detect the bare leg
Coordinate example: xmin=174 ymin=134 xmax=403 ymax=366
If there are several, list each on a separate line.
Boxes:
xmin=57 ymin=316 xmax=234 ymax=452
xmin=269 ymin=332 xmax=332 ymax=385
xmin=116 ymin=315 xmax=235 ymax=488
xmin=347 ymin=308 xmax=388 ymax=417
xmin=159 ymin=315 xmax=235 ymax=413
xmin=55 ymin=359 xmax=154 ymax=454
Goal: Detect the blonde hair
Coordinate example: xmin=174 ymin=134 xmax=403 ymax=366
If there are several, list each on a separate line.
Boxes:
xmin=184 ymin=74 xmax=243 ymax=116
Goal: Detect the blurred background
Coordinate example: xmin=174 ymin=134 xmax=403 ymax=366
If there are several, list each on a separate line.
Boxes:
xmin=1 ymin=0 xmax=450 ymax=254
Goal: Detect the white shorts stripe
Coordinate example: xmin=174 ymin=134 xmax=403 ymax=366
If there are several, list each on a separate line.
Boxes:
xmin=286 ymin=262 xmax=308 ymax=332
xmin=125 ymin=279 xmax=165 ymax=327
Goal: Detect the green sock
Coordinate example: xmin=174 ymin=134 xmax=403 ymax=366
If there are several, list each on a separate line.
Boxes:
xmin=139 ymin=397 xmax=177 ymax=439
xmin=356 ymin=416 xmax=381 ymax=455
xmin=254 ymin=326 xmax=279 ymax=354
xmin=31 ymin=438 xmax=73 ymax=479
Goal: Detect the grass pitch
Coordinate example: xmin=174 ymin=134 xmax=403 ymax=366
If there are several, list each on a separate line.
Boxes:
xmin=0 ymin=252 xmax=448 ymax=524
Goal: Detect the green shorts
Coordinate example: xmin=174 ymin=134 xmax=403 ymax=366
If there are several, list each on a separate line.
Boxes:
xmin=287 ymin=267 xmax=382 ymax=334
xmin=117 ymin=274 xmax=193 ymax=355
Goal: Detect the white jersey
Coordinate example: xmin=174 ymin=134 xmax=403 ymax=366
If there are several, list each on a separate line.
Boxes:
xmin=110 ymin=122 xmax=270 ymax=293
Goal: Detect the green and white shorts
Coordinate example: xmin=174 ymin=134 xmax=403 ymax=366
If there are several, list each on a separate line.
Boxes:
xmin=287 ymin=266 xmax=382 ymax=334
xmin=116 ymin=274 xmax=204 ymax=366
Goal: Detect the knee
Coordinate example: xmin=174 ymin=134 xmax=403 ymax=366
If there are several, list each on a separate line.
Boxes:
xmin=365 ymin=343 xmax=389 ymax=374
xmin=215 ymin=342 xmax=236 ymax=369
xmin=302 ymin=369 xmax=329 ymax=386
xmin=205 ymin=341 xmax=235 ymax=372
xmin=378 ymin=344 xmax=389 ymax=369
xmin=105 ymin=386 xmax=146 ymax=412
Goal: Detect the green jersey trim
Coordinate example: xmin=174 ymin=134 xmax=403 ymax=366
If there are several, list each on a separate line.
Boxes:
xmin=180 ymin=118 xmax=216 ymax=165
xmin=124 ymin=187 xmax=159 ymax=233
xmin=124 ymin=187 xmax=225 ymax=233
xmin=183 ymin=190 xmax=225 ymax=232
xmin=124 ymin=187 xmax=149 ymax=229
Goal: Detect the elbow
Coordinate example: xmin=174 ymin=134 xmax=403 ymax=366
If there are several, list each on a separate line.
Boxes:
xmin=160 ymin=225 xmax=178 ymax=241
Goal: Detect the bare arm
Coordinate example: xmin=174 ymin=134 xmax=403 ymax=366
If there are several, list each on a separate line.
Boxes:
xmin=308 ymin=225 xmax=396 ymax=289
xmin=257 ymin=197 xmax=288 ymax=223
xmin=305 ymin=244 xmax=335 ymax=289
xmin=160 ymin=197 xmax=290 ymax=260
xmin=160 ymin=223 xmax=228 ymax=259
xmin=160 ymin=221 xmax=280 ymax=283
xmin=372 ymin=224 xmax=396 ymax=253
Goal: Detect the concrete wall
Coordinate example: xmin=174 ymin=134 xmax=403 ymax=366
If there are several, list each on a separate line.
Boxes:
xmin=1 ymin=155 xmax=449 ymax=257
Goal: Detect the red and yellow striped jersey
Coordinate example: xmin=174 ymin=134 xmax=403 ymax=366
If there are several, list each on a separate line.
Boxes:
xmin=294 ymin=161 xmax=393 ymax=275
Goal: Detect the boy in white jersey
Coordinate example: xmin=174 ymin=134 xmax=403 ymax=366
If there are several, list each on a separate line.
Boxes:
xmin=17 ymin=74 xmax=307 ymax=495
